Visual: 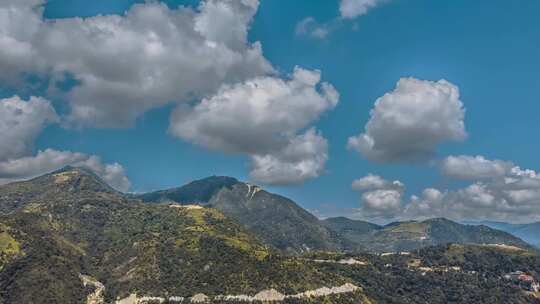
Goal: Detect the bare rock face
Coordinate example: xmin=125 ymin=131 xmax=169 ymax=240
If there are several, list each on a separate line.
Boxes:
xmin=79 ymin=275 xmax=105 ymax=304
xmin=115 ymin=294 xmax=138 ymax=304
xmin=252 ymin=289 xmax=286 ymax=302
xmin=190 ymin=293 xmax=209 ymax=303
xmin=290 ymin=283 xmax=361 ymax=299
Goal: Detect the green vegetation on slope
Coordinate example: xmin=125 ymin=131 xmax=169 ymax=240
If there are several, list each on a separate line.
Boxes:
xmin=324 ymin=217 xmax=533 ymax=253
xmin=306 ymin=244 xmax=540 ymax=304
xmin=0 ymin=168 xmax=365 ymax=303
xmin=139 ymin=177 xmax=345 ymax=254
xmin=0 ymin=225 xmax=22 ymax=271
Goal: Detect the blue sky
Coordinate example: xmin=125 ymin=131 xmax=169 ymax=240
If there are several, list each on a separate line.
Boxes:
xmin=2 ymin=0 xmax=540 ymax=222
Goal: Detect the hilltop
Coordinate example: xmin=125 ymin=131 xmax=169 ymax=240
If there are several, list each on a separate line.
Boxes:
xmin=322 ymin=217 xmax=533 ymax=253
xmin=138 ymin=176 xmax=345 ymax=254
xmin=465 ymin=221 xmax=540 ymax=249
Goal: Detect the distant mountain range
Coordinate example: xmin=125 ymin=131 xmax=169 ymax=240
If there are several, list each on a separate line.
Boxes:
xmin=464 ymin=221 xmax=540 ymax=249
xmin=1 ymin=168 xmax=539 ymax=303
xmin=139 ymin=176 xmax=533 ymax=254
xmin=322 ymin=217 xmax=533 ymax=253
xmin=138 ymin=176 xmax=346 ymax=254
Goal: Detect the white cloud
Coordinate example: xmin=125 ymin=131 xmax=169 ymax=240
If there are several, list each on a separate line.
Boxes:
xmin=0 ymin=0 xmax=46 ymax=85
xmin=403 ymin=182 xmax=523 ymax=222
xmin=373 ymin=156 xmax=540 ymax=223
xmin=348 ymin=78 xmax=467 ymax=163
xmin=296 ymin=0 xmax=389 ymax=39
xmin=352 ymin=173 xmax=404 ymax=191
xmin=195 ymin=0 xmax=259 ymax=48
xmin=0 ymin=95 xmax=130 ymax=191
xmin=404 ymin=188 xmax=445 ymax=219
xmin=339 ymin=0 xmax=387 ymax=19
xmin=441 ymin=155 xmax=513 ymax=180
xmin=295 ymin=17 xmax=331 ymax=40
xmin=170 ymin=67 xmax=339 ymax=185
xmin=361 ymin=189 xmax=402 ymax=218
xmin=0 ymin=0 xmax=272 ymax=127
xmin=169 ymin=67 xmax=338 ymax=154
xmin=0 ymin=95 xmax=58 ymax=161
xmin=439 ymin=156 xmax=540 ymax=220
xmin=249 ymin=128 xmax=328 ymax=185
xmin=352 ymin=174 xmax=404 ymax=219
xmin=1 ymin=1 xmax=339 ymax=186
xmin=0 ymin=149 xmax=131 ymax=192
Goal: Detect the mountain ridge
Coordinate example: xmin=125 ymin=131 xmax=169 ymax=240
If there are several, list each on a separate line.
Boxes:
xmin=323 ymin=216 xmax=534 ymax=253
xmin=138 ymin=176 xmax=535 ymax=254
xmin=0 ymin=167 xmax=370 ymax=303
xmin=465 ymin=220 xmax=540 ymax=249
xmin=138 ymin=176 xmax=347 ymax=254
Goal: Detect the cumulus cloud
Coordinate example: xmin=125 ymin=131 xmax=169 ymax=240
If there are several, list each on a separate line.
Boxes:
xmin=0 ymin=0 xmax=272 ymax=127
xmin=0 ymin=95 xmax=130 ymax=191
xmin=432 ymin=155 xmax=540 ymax=221
xmin=0 ymin=0 xmax=46 ymax=85
xmin=170 ymin=67 xmax=339 ymax=184
xmin=352 ymin=174 xmax=405 ymax=219
xmin=348 ymin=78 xmax=467 ymax=163
xmin=339 ymin=0 xmax=387 ymax=19
xmin=354 ymin=156 xmax=540 ymax=223
xmin=0 ymin=149 xmax=131 ymax=191
xmin=0 ymin=95 xmax=58 ymax=161
xmin=441 ymin=155 xmax=514 ymax=180
xmin=403 ymin=179 xmax=540 ymax=223
xmin=361 ymin=190 xmax=402 ymax=218
xmin=169 ymin=67 xmax=338 ymax=154
xmin=403 ymin=188 xmax=446 ymax=219
xmin=249 ymin=128 xmax=328 ymax=185
xmin=1 ymin=1 xmax=338 ymax=186
xmin=352 ymin=173 xmax=404 ymax=191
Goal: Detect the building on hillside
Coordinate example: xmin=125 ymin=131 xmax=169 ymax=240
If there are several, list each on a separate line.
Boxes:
xmin=504 ymin=271 xmax=540 ymax=292
xmin=532 ymin=281 xmax=540 ymax=292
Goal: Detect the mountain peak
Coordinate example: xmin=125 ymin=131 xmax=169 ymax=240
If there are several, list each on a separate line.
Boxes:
xmin=41 ymin=165 xmax=115 ymax=193
xmin=52 ymin=165 xmax=95 ymax=176
xmin=197 ymin=175 xmax=239 ymax=184
xmin=324 ymin=217 xmax=353 ymax=223
xmin=427 ymin=217 xmax=452 ymax=221
xmin=423 ymin=217 xmax=455 ymax=224
xmin=138 ymin=175 xmax=240 ymax=204
xmin=138 ymin=176 xmax=344 ymax=253
xmin=0 ymin=165 xmax=118 ymax=214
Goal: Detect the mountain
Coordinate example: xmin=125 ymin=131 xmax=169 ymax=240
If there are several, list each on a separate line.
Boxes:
xmin=2 ymin=169 xmax=540 ymax=303
xmin=465 ymin=221 xmax=540 ymax=249
xmin=138 ymin=177 xmax=345 ymax=254
xmin=0 ymin=165 xmax=117 ymax=214
xmin=140 ymin=177 xmax=535 ymax=255
xmin=0 ymin=168 xmax=370 ymax=303
xmin=137 ymin=176 xmax=239 ymax=204
xmin=321 ymin=217 xmax=381 ymax=245
xmin=323 ymin=217 xmax=533 ymax=253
